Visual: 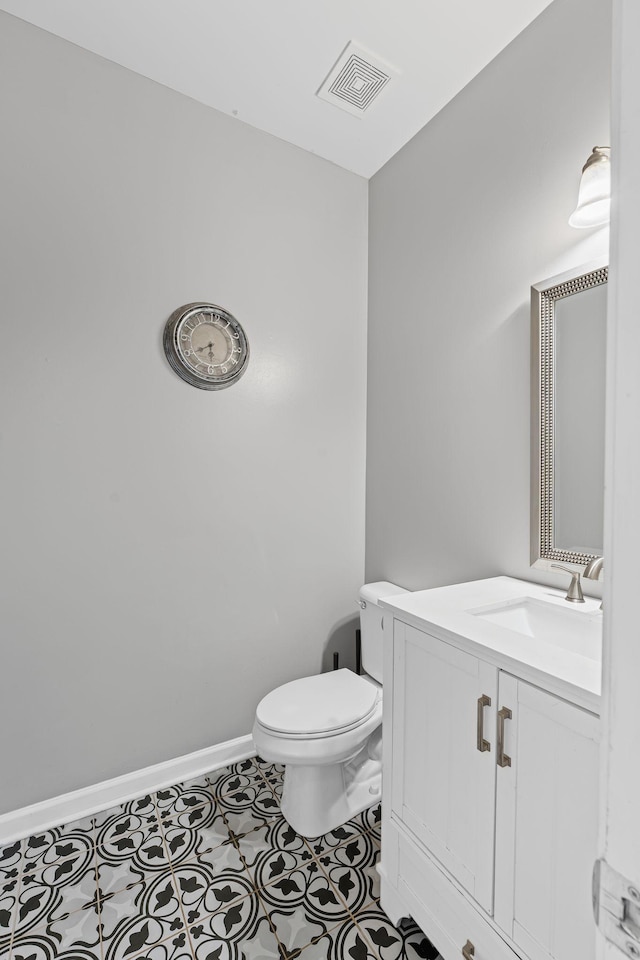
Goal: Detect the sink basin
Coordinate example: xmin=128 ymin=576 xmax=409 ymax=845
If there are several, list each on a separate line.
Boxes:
xmin=468 ymin=596 xmax=602 ymax=661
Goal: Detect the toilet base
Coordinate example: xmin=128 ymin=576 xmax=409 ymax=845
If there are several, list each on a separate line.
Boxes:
xmin=279 ymin=740 xmax=382 ymax=838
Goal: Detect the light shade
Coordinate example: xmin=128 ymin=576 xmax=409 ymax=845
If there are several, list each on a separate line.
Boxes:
xmin=569 ymin=146 xmax=611 ymax=228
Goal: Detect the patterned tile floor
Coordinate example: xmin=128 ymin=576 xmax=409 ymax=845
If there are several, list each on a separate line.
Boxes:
xmin=0 ymin=757 xmax=441 ymax=960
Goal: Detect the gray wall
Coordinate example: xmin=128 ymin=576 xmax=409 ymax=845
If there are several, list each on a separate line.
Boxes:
xmin=366 ymin=0 xmax=610 ymax=591
xmin=0 ymin=14 xmax=368 ymax=813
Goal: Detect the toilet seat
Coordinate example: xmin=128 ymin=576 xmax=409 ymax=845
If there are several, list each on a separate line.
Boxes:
xmin=255 ymin=668 xmax=378 ymax=739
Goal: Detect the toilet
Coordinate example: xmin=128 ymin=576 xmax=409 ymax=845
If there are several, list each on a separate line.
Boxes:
xmin=252 ymin=581 xmax=407 ymax=837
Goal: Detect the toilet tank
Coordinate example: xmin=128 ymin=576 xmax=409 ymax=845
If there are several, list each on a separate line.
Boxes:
xmin=359 ymin=581 xmax=408 ymax=684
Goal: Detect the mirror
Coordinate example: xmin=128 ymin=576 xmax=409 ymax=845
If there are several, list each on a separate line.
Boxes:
xmin=530 ymin=260 xmax=608 ymax=569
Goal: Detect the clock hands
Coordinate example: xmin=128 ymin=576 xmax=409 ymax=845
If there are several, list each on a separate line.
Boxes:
xmin=196 ymin=341 xmax=216 ymax=361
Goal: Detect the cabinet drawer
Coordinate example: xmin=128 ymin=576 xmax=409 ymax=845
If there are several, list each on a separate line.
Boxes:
xmin=395 ymin=829 xmax=518 ymax=960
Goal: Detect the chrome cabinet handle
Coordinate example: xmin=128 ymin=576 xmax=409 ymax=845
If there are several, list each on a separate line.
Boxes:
xmin=462 ymin=940 xmax=475 ymax=959
xmin=497 ymin=706 xmax=512 ymax=767
xmin=476 ymin=695 xmax=491 ymax=753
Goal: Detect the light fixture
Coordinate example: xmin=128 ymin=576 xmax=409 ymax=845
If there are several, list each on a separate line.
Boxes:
xmin=569 ymin=146 xmax=611 ymax=228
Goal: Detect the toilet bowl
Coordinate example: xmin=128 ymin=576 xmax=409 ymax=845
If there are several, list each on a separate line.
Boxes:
xmin=253 ymin=669 xmax=382 ymax=837
xmin=252 ymin=582 xmax=407 ymax=838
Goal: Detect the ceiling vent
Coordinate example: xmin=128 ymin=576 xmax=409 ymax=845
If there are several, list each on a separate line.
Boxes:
xmin=317 ymin=42 xmax=396 ymax=117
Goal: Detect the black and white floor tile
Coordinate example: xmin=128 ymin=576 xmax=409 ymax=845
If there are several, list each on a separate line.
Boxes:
xmin=1 ymin=757 xmax=441 ymax=960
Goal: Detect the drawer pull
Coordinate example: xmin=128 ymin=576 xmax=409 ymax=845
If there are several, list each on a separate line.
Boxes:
xmin=476 ymin=694 xmax=491 ymax=752
xmin=462 ymin=940 xmax=475 ymax=959
xmin=497 ymin=706 xmax=512 ymax=767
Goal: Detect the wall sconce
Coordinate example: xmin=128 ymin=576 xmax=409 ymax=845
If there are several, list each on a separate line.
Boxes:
xmin=569 ymin=146 xmax=611 ymax=228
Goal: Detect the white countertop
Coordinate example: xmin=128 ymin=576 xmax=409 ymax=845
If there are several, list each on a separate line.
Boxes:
xmin=380 ymin=576 xmax=602 ymax=713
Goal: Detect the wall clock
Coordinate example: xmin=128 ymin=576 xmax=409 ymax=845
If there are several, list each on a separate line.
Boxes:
xmin=163 ymin=302 xmax=250 ymax=390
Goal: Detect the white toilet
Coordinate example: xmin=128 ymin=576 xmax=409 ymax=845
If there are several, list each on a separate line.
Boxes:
xmin=252 ymin=581 xmax=407 ymax=837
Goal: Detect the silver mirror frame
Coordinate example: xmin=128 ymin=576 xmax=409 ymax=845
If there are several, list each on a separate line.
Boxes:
xmin=530 ymin=259 xmax=608 ymax=570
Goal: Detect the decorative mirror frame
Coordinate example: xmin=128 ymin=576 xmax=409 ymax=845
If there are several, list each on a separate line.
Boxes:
xmin=530 ymin=259 xmax=608 ymax=569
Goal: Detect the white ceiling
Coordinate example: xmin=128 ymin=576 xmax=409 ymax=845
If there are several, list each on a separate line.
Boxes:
xmin=0 ymin=0 xmax=554 ymax=178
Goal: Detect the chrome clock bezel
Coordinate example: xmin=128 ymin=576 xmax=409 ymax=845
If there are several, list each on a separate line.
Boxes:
xmin=163 ymin=302 xmax=250 ymax=391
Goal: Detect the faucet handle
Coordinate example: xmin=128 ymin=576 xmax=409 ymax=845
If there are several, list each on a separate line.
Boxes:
xmin=550 ymin=564 xmax=585 ymax=603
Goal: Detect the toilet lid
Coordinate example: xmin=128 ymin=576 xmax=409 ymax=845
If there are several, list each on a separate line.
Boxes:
xmin=256 ymin=669 xmax=379 ymax=737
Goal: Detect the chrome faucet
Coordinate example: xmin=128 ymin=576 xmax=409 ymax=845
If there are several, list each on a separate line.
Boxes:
xmin=583 ymin=556 xmax=604 ymax=610
xmin=550 ymin=563 xmax=585 ymax=603
xmin=583 ymin=556 xmax=604 ymax=581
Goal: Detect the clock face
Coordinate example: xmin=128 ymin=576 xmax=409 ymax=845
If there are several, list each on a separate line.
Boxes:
xmin=164 ymin=303 xmax=249 ymax=390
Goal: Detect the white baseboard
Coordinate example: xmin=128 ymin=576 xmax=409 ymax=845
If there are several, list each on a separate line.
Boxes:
xmin=0 ymin=734 xmax=256 ymax=846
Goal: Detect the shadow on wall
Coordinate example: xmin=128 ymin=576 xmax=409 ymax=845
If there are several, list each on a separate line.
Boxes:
xmin=321 ymin=614 xmax=360 ymax=673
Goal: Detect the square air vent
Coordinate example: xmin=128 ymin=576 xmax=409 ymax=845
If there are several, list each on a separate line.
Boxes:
xmin=317 ymin=41 xmax=396 ymax=117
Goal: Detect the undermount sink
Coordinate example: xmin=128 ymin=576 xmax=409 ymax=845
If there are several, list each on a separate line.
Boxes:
xmin=468 ymin=596 xmax=602 ymax=661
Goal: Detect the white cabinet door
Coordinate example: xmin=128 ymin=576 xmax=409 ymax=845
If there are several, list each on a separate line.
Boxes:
xmin=494 ymin=673 xmax=600 ymax=960
xmin=390 ymin=621 xmax=498 ymax=912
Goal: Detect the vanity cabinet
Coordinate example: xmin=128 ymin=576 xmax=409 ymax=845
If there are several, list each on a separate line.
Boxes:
xmin=381 ymin=617 xmax=600 ymax=960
